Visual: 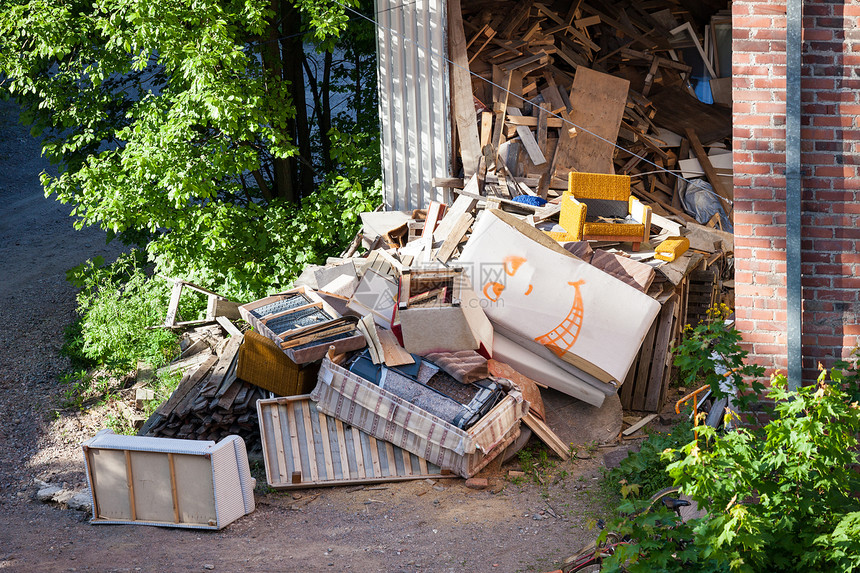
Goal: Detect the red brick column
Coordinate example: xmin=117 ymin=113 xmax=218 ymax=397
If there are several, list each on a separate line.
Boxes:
xmin=732 ymin=0 xmax=860 ymax=380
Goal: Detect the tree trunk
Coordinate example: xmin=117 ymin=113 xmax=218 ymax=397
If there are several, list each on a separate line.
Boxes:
xmin=261 ymin=0 xmax=296 ymax=203
xmin=281 ymin=1 xmax=314 ymax=199
xmin=320 ymin=50 xmax=333 ymax=172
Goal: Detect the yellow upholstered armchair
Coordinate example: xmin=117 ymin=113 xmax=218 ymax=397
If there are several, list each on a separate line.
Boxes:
xmin=559 ymin=172 xmax=652 ymax=251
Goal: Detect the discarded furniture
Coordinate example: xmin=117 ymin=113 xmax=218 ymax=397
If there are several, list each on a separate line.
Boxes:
xmin=560 ymin=172 xmax=652 ymax=251
xmin=396 ymin=265 xmax=494 ymax=355
xmin=236 ymin=329 xmax=319 ymax=396
xmin=459 ymin=209 xmax=661 ymax=388
xmin=311 ymin=350 xmax=527 ymax=478
xmin=345 ymin=349 xmax=506 ymax=430
xmin=239 ymin=286 xmax=365 ymax=364
xmin=162 ymin=278 xmax=241 ymax=328
xmin=82 ymin=429 xmax=255 ymax=529
xmin=257 ymin=395 xmax=455 ymax=489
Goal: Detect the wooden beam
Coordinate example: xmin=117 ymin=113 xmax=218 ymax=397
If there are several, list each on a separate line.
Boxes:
xmin=448 ymin=0 xmax=482 ymax=177
xmin=684 ymin=128 xmax=733 ymax=217
xmin=507 ymin=108 xmax=546 ymax=165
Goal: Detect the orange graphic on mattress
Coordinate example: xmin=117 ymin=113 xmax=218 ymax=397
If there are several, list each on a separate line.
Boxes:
xmin=534 ymin=280 xmax=586 ymax=356
xmin=481 ymin=256 xmax=585 ymax=355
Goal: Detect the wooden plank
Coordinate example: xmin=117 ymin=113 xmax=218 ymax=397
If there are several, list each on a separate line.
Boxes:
xmin=506 ymin=115 xmax=564 ymax=128
xmin=523 ymin=412 xmax=570 ymax=460
xmin=335 ymin=419 xmax=351 ymax=478
xmin=434 ymin=213 xmax=473 ymax=263
xmin=352 ymin=427 xmax=366 ymax=480
xmin=318 ymin=409 xmax=334 ymax=481
xmin=421 ymin=201 xmax=445 ymax=252
xmin=215 ymin=316 xmax=241 ymax=337
xmin=491 ymin=69 xmax=513 ymax=159
xmin=287 ymin=402 xmax=303 ymax=482
xmin=632 ymin=318 xmax=658 ymax=411
xmin=124 ymin=450 xmax=137 ymax=521
xmin=685 ymin=128 xmax=733 ymax=216
xmin=552 ymin=67 xmax=629 ymax=176
xmin=300 ymin=401 xmax=319 ymax=483
xmin=163 ymin=279 xmax=184 ymax=327
xmin=433 ymin=189 xmax=477 ymax=242
xmin=479 ymin=111 xmax=493 ymax=150
xmin=270 ymin=404 xmax=288 ymax=483
xmin=448 ymin=0 xmax=481 ymax=177
xmin=645 ymin=295 xmax=679 ymax=412
xmin=507 ymin=108 xmax=546 ymax=165
xmin=83 ymin=448 xmax=102 ymax=519
xmin=207 ymin=335 xmax=243 ymax=392
xmin=167 ymin=453 xmax=181 ymax=523
xmin=620 ymin=355 xmax=638 ymax=409
xmin=537 ymin=103 xmax=549 ymax=153
xmin=368 ymin=436 xmax=383 ymax=477
xmin=377 ymin=327 xmax=416 ymax=367
xmin=622 ymin=413 xmax=658 ymax=436
xmin=216 ymin=378 xmax=243 ymax=410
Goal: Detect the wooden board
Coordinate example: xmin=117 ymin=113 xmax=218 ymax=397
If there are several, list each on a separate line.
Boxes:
xmin=589 ymin=250 xmax=656 ymax=293
xmin=257 ymin=396 xmax=452 ymax=489
xmin=448 ymin=0 xmax=482 ymax=177
xmin=644 ymin=294 xmax=679 ymax=412
xmin=650 ymin=86 xmax=732 ymax=145
xmin=552 ymin=67 xmax=629 ymax=175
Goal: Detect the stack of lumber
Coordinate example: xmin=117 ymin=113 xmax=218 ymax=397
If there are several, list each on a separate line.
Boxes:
xmin=446 ymin=0 xmax=733 ymax=229
xmin=139 ymin=331 xmax=265 ymax=453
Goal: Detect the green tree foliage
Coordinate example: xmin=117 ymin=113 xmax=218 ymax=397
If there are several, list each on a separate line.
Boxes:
xmin=0 ymin=0 xmax=382 ymax=298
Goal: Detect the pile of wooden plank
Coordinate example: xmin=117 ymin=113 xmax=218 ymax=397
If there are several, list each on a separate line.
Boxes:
xmin=139 ymin=329 xmax=265 ymax=453
xmin=444 ymin=0 xmax=733 ymax=230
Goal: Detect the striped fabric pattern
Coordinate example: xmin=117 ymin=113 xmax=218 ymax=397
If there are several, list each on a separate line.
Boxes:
xmin=310 ymin=357 xmax=527 ymax=477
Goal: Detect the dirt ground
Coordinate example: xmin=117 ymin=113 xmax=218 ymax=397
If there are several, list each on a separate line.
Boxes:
xmin=0 ymin=98 xmax=640 ymax=573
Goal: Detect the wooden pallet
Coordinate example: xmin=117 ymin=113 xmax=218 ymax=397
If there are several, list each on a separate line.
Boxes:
xmin=257 ymin=396 xmax=454 ymax=489
xmin=621 ymin=292 xmax=681 ymax=413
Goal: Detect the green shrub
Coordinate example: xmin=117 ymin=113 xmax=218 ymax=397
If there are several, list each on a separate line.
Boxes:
xmin=65 ymin=252 xmax=184 ymax=374
xmin=673 ymin=305 xmax=765 ymax=416
xmin=601 ymin=370 xmax=860 ymax=573
xmin=830 ymin=347 xmax=860 ymax=404
xmin=606 ymin=421 xmax=694 ymax=499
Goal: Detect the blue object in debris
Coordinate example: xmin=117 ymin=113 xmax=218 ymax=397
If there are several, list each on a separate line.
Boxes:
xmin=511 ymin=195 xmax=547 ymax=207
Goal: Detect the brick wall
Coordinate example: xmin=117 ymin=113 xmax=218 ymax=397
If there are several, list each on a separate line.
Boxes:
xmin=733 ymin=0 xmax=860 ymax=380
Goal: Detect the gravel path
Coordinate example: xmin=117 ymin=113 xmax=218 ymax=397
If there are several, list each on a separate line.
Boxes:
xmin=0 ymin=99 xmax=620 ymax=573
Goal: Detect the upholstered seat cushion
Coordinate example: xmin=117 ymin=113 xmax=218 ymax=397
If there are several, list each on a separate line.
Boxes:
xmin=581 ymin=221 xmax=646 ymax=237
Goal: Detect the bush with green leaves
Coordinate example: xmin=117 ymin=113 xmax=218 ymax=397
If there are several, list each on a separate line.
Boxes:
xmin=64 ymin=252 xmax=185 ymax=374
xmin=606 ymin=421 xmax=694 ymax=499
xmin=673 ymin=305 xmax=766 ymax=415
xmin=600 ymin=370 xmax=860 ymax=573
xmin=830 ymin=347 xmax=860 ymax=404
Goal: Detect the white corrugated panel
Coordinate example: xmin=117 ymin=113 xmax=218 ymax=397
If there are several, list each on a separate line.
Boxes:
xmin=376 ymin=0 xmax=452 ymax=211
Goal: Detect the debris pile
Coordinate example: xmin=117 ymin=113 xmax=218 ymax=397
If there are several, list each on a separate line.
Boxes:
xmin=79 ymin=0 xmax=737 ymax=530
xmin=442 ymin=0 xmax=733 ymax=232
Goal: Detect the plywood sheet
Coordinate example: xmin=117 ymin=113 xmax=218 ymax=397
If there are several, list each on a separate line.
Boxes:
xmin=553 ymin=67 xmax=630 ymax=175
